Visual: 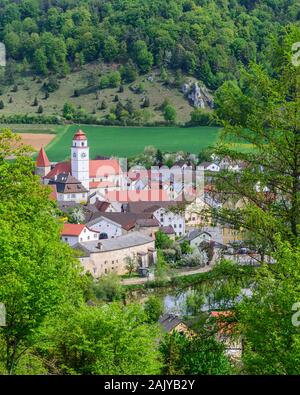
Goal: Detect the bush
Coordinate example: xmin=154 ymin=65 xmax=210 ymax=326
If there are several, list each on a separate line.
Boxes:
xmin=37 ymin=105 xmax=44 ymax=114
xmin=99 ymin=71 xmax=121 ymax=89
xmin=189 ymin=108 xmax=218 ymax=126
xmin=164 ymin=104 xmax=177 ymax=123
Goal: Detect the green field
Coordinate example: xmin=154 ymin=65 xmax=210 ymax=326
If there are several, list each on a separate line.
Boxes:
xmin=44 ymin=124 xmax=221 ymax=162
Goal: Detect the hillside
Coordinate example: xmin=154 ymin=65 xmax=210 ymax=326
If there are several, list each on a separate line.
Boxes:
xmin=0 ymin=64 xmax=200 ymax=124
xmin=0 ymin=0 xmax=299 ymax=120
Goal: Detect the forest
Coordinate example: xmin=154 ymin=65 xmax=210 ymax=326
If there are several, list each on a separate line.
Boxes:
xmin=0 ymin=0 xmax=299 ymax=89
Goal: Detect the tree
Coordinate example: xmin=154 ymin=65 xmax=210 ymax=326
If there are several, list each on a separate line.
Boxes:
xmin=0 ymin=101 xmax=4 ymax=110
xmin=67 ymin=206 xmax=85 ymax=224
xmin=100 ymin=100 xmax=107 ymax=110
xmin=120 ymin=61 xmax=138 ymax=83
xmin=62 ymin=102 xmax=76 ymax=120
xmin=164 ymin=104 xmax=177 ymax=123
xmin=142 ymin=96 xmax=150 ymax=108
xmin=124 ymin=255 xmax=138 ymax=277
xmin=236 ymin=240 xmax=300 ymax=374
xmin=91 ymin=273 xmax=123 ymax=302
xmin=212 ymin=30 xmax=300 ymax=254
xmin=155 ymin=231 xmax=173 ymax=250
xmin=190 ymin=109 xmax=216 ymax=126
xmin=38 ymin=303 xmax=163 ymax=374
xmin=132 ymin=40 xmax=153 ymax=74
xmin=144 ymin=296 xmax=164 ymax=323
xmin=160 ymin=331 xmax=232 ymax=375
xmin=155 ymin=149 xmax=163 ymax=166
xmin=37 ymin=105 xmax=43 ymax=114
xmin=33 ymin=97 xmax=38 ymax=106
xmin=0 ymin=130 xmax=84 ymax=374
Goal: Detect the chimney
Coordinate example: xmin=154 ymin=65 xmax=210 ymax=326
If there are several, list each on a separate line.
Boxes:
xmin=97 ymin=242 xmax=103 ymax=250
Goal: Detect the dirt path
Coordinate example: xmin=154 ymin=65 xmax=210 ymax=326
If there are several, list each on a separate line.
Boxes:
xmin=121 ymin=262 xmax=214 ymax=286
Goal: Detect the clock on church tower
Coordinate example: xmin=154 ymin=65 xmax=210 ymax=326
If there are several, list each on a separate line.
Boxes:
xmin=71 ymin=130 xmax=90 ymax=191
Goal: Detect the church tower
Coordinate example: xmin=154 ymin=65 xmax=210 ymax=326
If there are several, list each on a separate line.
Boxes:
xmin=71 ymin=129 xmax=90 ymax=190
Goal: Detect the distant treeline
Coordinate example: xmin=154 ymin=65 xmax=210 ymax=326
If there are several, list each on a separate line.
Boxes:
xmin=0 ymin=0 xmax=299 ymax=89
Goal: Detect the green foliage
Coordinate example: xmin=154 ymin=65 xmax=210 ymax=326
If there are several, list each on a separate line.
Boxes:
xmin=99 ymin=71 xmax=121 ymax=89
xmin=155 ymin=230 xmax=173 ymax=250
xmin=0 ymin=129 xmax=84 ymax=374
xmin=238 ymin=241 xmax=300 ymax=374
xmin=91 ymin=273 xmax=124 ymax=302
xmin=144 ymin=296 xmax=164 ymax=323
xmin=189 ymin=109 xmax=217 ymax=126
xmin=0 ymin=0 xmax=296 ymax=89
xmin=160 ymin=331 xmax=233 ymax=375
xmin=164 ymin=104 xmax=177 ymax=123
xmin=38 ymin=303 xmax=163 ymax=374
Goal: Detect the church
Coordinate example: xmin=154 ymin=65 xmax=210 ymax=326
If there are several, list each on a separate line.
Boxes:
xmin=35 ymin=129 xmax=125 ymax=203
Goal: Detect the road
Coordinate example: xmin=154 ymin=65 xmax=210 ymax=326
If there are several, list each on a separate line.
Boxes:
xmin=121 ymin=262 xmax=214 ymax=286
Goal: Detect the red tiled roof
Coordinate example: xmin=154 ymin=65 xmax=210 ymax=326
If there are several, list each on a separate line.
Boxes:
xmin=104 ymin=189 xmax=170 ymax=203
xmin=45 ymin=161 xmax=71 ymax=179
xmin=36 ymin=147 xmax=50 ymax=167
xmin=210 ymin=311 xmax=236 ymax=335
xmin=45 ymin=160 xmax=122 ymax=180
xmin=73 ymin=129 xmax=87 ymax=141
xmin=61 ymin=223 xmax=85 ymax=236
xmin=89 ymin=160 xmax=121 ymax=177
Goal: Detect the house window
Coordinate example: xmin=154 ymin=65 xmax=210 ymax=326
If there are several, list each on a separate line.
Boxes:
xmin=82 ymin=194 xmax=85 ymax=198
xmin=179 ymin=224 xmax=182 ymax=228
xmin=174 ymin=224 xmax=177 ymax=228
xmin=104 ymin=261 xmax=108 ymax=265
xmin=112 ymin=260 xmax=114 ymax=264
xmin=64 ymin=238 xmax=68 ymax=241
xmin=72 ymin=194 xmax=76 ymax=198
xmin=80 ymin=238 xmax=83 ymax=242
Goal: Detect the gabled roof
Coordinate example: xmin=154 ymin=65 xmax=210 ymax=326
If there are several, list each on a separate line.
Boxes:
xmin=36 ymin=147 xmax=50 ymax=167
xmin=75 ymin=231 xmax=153 ymax=254
xmin=89 ymin=160 xmax=122 ymax=177
xmin=159 ymin=225 xmax=175 ymax=235
xmin=62 ymin=223 xmax=85 ymax=236
xmin=159 ymin=314 xmax=183 ymax=332
xmin=45 ymin=161 xmax=71 ymax=179
xmin=49 ymin=173 xmax=88 ymax=194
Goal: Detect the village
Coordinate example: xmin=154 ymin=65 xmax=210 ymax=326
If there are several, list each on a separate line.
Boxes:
xmin=35 ymin=129 xmax=255 ymax=280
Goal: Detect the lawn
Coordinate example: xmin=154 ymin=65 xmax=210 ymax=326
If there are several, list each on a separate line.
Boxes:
xmin=45 ymin=124 xmax=221 ymax=162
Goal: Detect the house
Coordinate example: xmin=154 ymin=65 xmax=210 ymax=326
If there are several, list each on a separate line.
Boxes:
xmin=123 ymin=201 xmax=186 ymax=237
xmin=48 ymin=173 xmax=88 ymax=203
xmin=75 ymin=231 xmax=157 ymax=277
xmin=61 ymin=223 xmax=99 ymax=246
xmin=85 ymin=211 xmax=148 ymax=238
xmin=135 ymin=218 xmax=161 ymax=238
xmin=199 ymin=161 xmax=220 ymax=172
xmin=210 ymin=311 xmax=243 ymax=360
xmin=180 ymin=229 xmax=212 ymax=248
xmin=158 ymin=314 xmax=191 ymax=335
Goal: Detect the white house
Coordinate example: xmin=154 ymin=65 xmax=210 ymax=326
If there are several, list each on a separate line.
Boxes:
xmin=61 ymin=224 xmax=99 ymax=246
xmin=86 ymin=216 xmax=124 ymax=239
xmin=199 ymin=162 xmax=220 ymax=172
xmin=153 ymin=207 xmax=185 ymax=237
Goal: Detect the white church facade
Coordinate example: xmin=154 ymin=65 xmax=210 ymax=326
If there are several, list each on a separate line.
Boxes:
xmin=36 ymin=129 xmax=126 ymax=202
